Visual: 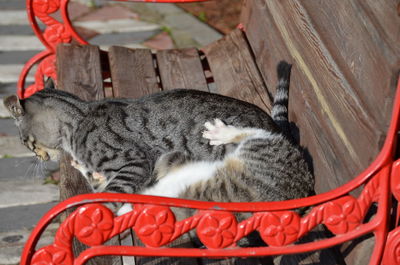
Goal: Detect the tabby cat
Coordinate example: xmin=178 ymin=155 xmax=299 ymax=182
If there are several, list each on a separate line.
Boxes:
xmin=3 ymin=61 xmax=313 ymax=207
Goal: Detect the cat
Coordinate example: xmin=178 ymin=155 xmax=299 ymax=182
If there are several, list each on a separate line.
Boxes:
xmin=3 ymin=61 xmax=313 ymax=202
xmin=117 ymin=117 xmax=313 ymax=218
xmin=141 ymin=118 xmax=313 ymax=202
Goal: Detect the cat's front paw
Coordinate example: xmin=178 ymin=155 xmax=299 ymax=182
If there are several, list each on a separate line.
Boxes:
xmin=71 ymin=160 xmax=85 ymax=171
xmin=203 ymin=119 xmax=241 ymax=145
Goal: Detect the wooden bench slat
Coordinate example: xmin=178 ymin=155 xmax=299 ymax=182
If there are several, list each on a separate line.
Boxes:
xmin=240 ymin=0 xmax=400 ymax=263
xmin=56 ymin=44 xmax=121 ymax=265
xmin=56 ymin=44 xmax=104 ymax=201
xmin=108 ymin=46 xmax=160 ymax=98
xmin=57 ymin=44 xmax=105 ymax=100
xmin=241 ymin=0 xmax=391 ymax=194
xmin=107 ymin=47 xmax=202 ymax=265
xmin=202 ymin=29 xmax=272 ymax=112
xmin=156 ymin=48 xmax=209 ymax=91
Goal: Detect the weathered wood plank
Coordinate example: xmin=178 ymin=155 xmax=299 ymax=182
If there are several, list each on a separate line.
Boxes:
xmin=110 ymin=51 xmax=201 ymax=265
xmin=202 ymin=28 xmax=272 ymax=112
xmin=202 ymin=30 xmax=273 ymax=265
xmin=300 ymin=0 xmax=397 ymax=127
xmin=241 ymin=0 xmax=399 ymax=263
xmin=108 ymin=46 xmax=160 ymax=98
xmin=358 ymin=0 xmax=400 ymax=65
xmin=156 ymin=48 xmax=209 ymax=91
xmin=57 ymin=44 xmax=121 ymax=265
xmin=241 ymin=0 xmax=398 ymax=194
xmin=56 ymin=44 xmax=104 ymax=201
xmin=56 ymin=44 xmax=105 ymax=101
xmin=156 ymin=45 xmax=270 ymax=265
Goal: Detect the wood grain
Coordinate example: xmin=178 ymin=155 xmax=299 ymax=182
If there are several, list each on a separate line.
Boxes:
xmin=241 ymin=0 xmax=398 ymax=194
xmin=156 ymin=48 xmax=209 ymax=91
xmin=202 ymin=28 xmax=273 ymax=112
xmin=56 ymin=44 xmax=105 ymax=100
xmin=108 ymin=46 xmax=160 ymax=98
xmin=57 ymin=44 xmax=120 ymax=265
xmin=109 ymin=53 xmax=200 ymax=264
xmin=241 ymin=0 xmax=399 ymax=263
xmin=56 ymin=44 xmax=104 ymax=201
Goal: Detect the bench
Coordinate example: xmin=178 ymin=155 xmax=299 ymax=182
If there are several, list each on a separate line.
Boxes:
xmin=18 ymin=1 xmax=400 ymax=264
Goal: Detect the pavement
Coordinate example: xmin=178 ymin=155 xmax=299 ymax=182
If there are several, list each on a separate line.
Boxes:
xmin=0 ymin=0 xmax=221 ymax=264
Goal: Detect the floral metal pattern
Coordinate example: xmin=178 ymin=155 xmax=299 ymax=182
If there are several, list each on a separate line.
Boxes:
xmin=74 ymin=205 xmax=114 ymax=246
xmin=135 ymin=206 xmax=175 ymax=247
xmin=197 ymin=211 xmax=237 ymax=248
xmin=323 ymin=196 xmax=362 ymax=235
xmin=19 ymin=0 xmax=87 ymax=98
xmin=259 ymin=211 xmax=300 ymax=246
xmin=31 ymin=245 xmax=72 ymax=265
xmin=28 ymin=173 xmax=383 ymax=265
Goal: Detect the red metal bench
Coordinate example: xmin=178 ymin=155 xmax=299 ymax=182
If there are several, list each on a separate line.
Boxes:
xmin=20 ymin=78 xmax=400 ymax=264
xmin=17 ymin=0 xmax=400 ymax=264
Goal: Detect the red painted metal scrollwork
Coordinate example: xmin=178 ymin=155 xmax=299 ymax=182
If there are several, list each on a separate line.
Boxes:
xmin=197 ymin=211 xmax=237 ymax=248
xmin=258 ymin=211 xmax=300 ymax=246
xmin=20 ymin=78 xmax=400 ymax=265
xmin=25 ymin=172 xmax=385 ymax=265
xmin=18 ymin=0 xmax=88 ymax=99
xmin=19 ymin=0 xmax=211 ymax=99
xmin=135 ymin=205 xmax=175 ymax=247
xmin=383 ymin=227 xmax=400 ymax=265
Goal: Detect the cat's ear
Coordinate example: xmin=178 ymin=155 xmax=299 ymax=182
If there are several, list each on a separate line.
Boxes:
xmin=44 ymin=77 xmax=56 ymax=90
xmin=3 ymin=95 xmax=24 ymax=118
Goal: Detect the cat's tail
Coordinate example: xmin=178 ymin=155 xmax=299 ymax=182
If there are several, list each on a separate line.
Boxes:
xmin=271 ymin=60 xmax=292 ymax=135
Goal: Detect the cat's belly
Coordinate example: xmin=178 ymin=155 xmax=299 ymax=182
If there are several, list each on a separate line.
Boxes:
xmin=141 ymin=161 xmax=223 ymax=198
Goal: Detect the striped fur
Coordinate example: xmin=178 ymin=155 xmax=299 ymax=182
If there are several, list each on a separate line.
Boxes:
xmin=4 ymin=83 xmax=279 ymax=195
xmin=271 ymin=61 xmax=292 ymax=135
xmin=143 ymin=119 xmax=313 ymax=205
xmin=3 ymin=61 xmax=313 ymax=212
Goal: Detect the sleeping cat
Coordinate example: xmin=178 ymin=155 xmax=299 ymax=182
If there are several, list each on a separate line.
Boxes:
xmin=3 ymin=61 xmax=313 ymax=203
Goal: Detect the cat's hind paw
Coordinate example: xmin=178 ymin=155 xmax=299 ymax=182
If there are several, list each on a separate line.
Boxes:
xmin=203 ymin=119 xmax=243 ymax=145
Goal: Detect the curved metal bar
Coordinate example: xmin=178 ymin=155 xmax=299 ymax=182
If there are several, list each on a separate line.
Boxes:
xmin=20 ymin=0 xmax=90 ymax=98
xmin=20 ymin=78 xmax=399 ymax=264
xmin=26 ymin=0 xmax=54 ymax=52
xmin=74 ymin=221 xmax=377 ymax=265
xmin=60 ymin=0 xmax=88 ymax=45
xmin=17 ymin=50 xmax=52 ymax=98
xmin=20 ymin=164 xmax=390 ymax=264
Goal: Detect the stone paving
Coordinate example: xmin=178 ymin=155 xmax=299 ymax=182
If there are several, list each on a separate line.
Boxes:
xmin=0 ymin=1 xmax=221 ymax=263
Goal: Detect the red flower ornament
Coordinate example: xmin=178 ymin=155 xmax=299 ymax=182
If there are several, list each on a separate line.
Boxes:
xmin=135 ymin=206 xmax=175 ymax=247
xmin=40 ymin=55 xmax=56 ymax=79
xmin=259 ymin=211 xmax=300 ymax=246
xmin=31 ymin=245 xmax=72 ymax=265
xmin=197 ymin=211 xmax=237 ymax=249
xmin=33 ymin=0 xmax=60 ymax=14
xmin=74 ymin=204 xmax=114 ymax=246
xmin=43 ymin=24 xmax=71 ymax=48
xmin=324 ymin=196 xmax=362 ymax=235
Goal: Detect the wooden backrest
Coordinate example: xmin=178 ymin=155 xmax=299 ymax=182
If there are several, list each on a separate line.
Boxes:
xmin=56 ymin=31 xmax=276 ymax=263
xmin=53 ymin=1 xmax=400 ymax=264
xmin=240 ymin=1 xmax=399 ymax=263
xmin=241 ymin=0 xmax=400 ymax=194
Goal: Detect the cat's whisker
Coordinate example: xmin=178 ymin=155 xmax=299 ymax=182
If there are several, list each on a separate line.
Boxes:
xmin=32 ymin=159 xmax=41 ymax=180
xmin=23 ymin=161 xmax=35 ymax=180
xmin=35 ymin=160 xmax=43 ymax=179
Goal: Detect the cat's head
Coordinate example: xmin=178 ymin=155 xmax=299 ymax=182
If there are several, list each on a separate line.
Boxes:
xmin=3 ymin=94 xmax=61 ymax=161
